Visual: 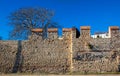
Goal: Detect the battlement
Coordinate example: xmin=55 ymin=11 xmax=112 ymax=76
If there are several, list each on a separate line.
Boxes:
xmin=31 ymin=28 xmax=58 ymax=32
xmin=80 ymin=26 xmax=90 ymax=30
xmin=1 ymin=25 xmax=120 ymax=73
xmin=109 ymin=26 xmax=119 ymax=30
xmin=31 ymin=28 xmax=74 ymax=39
xmin=31 ymin=26 xmax=120 ymax=39
xmin=109 ymin=26 xmax=119 ymax=38
xmin=80 ymin=26 xmax=91 ymax=38
xmin=63 ymin=28 xmax=76 ymax=32
xmin=31 ymin=28 xmax=75 ymax=32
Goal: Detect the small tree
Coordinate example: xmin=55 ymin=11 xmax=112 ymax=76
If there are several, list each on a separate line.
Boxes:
xmin=8 ymin=7 xmax=58 ymax=39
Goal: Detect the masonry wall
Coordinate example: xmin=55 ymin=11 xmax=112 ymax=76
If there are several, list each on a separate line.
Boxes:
xmin=73 ymin=52 xmax=118 ymax=73
xmin=0 ymin=31 xmax=72 ymax=73
xmin=90 ymin=38 xmax=111 ymax=51
xmin=0 ymin=41 xmax=18 ymax=73
xmin=0 ymin=26 xmax=120 ymax=74
xmin=72 ymin=26 xmax=120 ymax=73
xmin=20 ymin=30 xmax=72 ymax=73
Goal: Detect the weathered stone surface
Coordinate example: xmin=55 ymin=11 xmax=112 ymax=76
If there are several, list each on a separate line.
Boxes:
xmin=0 ymin=41 xmax=18 ymax=73
xmin=0 ymin=26 xmax=120 ymax=74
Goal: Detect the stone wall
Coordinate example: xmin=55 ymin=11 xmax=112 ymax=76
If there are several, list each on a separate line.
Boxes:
xmin=90 ymin=38 xmax=111 ymax=51
xmin=72 ymin=26 xmax=120 ymax=73
xmin=0 ymin=41 xmax=18 ymax=73
xmin=0 ymin=26 xmax=120 ymax=74
xmin=21 ymin=30 xmax=72 ymax=73
xmin=73 ymin=52 xmax=118 ymax=73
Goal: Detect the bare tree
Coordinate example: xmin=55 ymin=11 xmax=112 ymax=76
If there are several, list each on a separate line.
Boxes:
xmin=8 ymin=7 xmax=58 ymax=39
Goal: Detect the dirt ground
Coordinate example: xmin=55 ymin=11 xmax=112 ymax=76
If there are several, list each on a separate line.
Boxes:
xmin=1 ymin=75 xmax=120 ymax=76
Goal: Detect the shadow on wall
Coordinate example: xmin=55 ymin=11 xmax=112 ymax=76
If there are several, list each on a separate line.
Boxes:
xmin=12 ymin=40 xmax=23 ymax=73
xmin=76 ymin=28 xmax=80 ymax=38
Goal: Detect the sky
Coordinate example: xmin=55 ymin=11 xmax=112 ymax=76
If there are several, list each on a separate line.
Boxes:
xmin=0 ymin=0 xmax=120 ymax=40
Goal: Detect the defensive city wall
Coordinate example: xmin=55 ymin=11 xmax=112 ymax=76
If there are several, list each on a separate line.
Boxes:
xmin=0 ymin=26 xmax=120 ymax=74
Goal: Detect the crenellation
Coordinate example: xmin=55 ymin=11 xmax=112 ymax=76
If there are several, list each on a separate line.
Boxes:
xmin=0 ymin=26 xmax=120 ymax=74
xmin=47 ymin=28 xmax=58 ymax=39
xmin=62 ymin=28 xmax=72 ymax=39
xmin=80 ymin=26 xmax=91 ymax=38
xmin=48 ymin=32 xmax=58 ymax=39
xmin=31 ymin=28 xmax=43 ymax=32
xmin=109 ymin=26 xmax=119 ymax=38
